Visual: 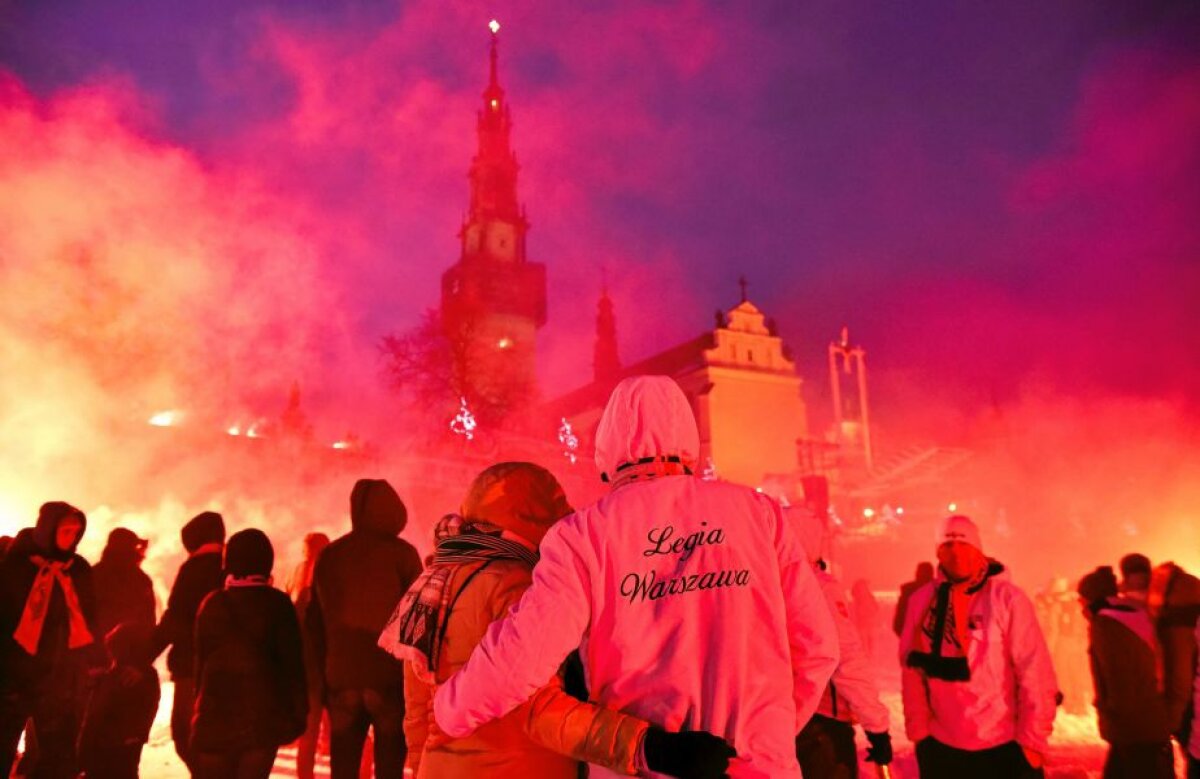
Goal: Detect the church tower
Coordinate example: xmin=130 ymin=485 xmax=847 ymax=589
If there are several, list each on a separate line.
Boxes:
xmin=441 ymin=21 xmax=546 ymax=415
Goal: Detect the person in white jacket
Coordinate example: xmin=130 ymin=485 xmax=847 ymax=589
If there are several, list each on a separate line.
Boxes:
xmin=898 ymin=515 xmax=1057 ymax=779
xmin=433 ymin=375 xmax=840 ymax=778
xmin=787 ymin=506 xmax=891 ymax=778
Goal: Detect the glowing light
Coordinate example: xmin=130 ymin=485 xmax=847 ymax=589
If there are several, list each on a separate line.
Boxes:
xmin=490 ymin=99 xmax=499 ymax=110
xmin=450 ymin=397 xmax=477 ymax=440
xmin=332 ymin=441 xmax=350 ymax=450
xmin=489 ymin=19 xmax=500 ymax=34
xmin=948 ymin=502 xmax=957 ymax=512
xmin=497 ymin=336 xmax=512 ymax=349
xmin=862 ymin=507 xmax=875 ymax=518
xmin=148 ymin=410 xmax=178 ymax=427
xmin=246 ymin=425 xmax=261 ymax=439
xmin=896 ymin=506 xmax=904 ymax=516
xmin=226 ymin=425 xmax=241 ymax=436
xmin=558 ymin=418 xmax=579 ymax=464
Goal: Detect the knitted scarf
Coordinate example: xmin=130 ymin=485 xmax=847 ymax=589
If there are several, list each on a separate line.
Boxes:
xmin=378 ymin=514 xmax=539 ymax=683
xmin=906 ymin=561 xmax=999 ymax=682
xmin=13 ymin=555 xmax=94 ymax=655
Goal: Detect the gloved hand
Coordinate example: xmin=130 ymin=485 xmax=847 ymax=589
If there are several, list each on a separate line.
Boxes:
xmin=643 ymin=727 xmax=737 ymax=779
xmin=865 ymin=730 xmax=893 ymax=765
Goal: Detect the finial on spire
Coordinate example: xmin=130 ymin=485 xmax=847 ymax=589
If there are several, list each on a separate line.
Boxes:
xmin=738 ymin=275 xmax=748 ymax=303
xmin=489 ymin=19 xmax=500 ymax=35
xmin=488 ymin=19 xmax=501 ymax=90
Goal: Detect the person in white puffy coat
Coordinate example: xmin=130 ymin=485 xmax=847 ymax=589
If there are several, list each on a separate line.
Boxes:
xmin=898 ymin=515 xmax=1057 ymax=779
xmin=786 ymin=507 xmax=891 ymax=778
xmin=433 ymin=375 xmax=840 ymax=778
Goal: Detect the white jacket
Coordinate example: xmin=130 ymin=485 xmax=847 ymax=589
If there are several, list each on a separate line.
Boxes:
xmin=898 ymin=566 xmax=1058 ymax=753
xmin=814 ymin=569 xmax=890 ymax=733
xmin=434 ymin=375 xmax=840 ymax=778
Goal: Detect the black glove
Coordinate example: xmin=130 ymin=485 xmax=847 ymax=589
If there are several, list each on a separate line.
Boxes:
xmin=865 ymin=730 xmax=893 ymax=765
xmin=643 ymin=727 xmax=736 ymax=779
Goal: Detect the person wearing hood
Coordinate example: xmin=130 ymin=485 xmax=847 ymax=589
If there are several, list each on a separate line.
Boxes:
xmin=787 ymin=506 xmax=892 ymax=778
xmin=1147 ymin=562 xmax=1200 ymax=743
xmin=899 ymin=515 xmax=1057 ymax=778
xmin=92 ymin=528 xmax=156 ymax=641
xmin=308 ymin=479 xmax=423 ymax=779
xmin=151 ymin=510 xmax=226 ymax=770
xmin=191 ymin=528 xmax=307 ymax=778
xmin=432 ymin=375 xmax=840 ymax=778
xmin=1076 ymin=566 xmax=1173 ymax=779
xmin=287 ymin=532 xmax=331 ymax=779
xmin=381 ymin=461 xmax=733 ymax=778
xmin=0 ymin=501 xmax=101 ymax=778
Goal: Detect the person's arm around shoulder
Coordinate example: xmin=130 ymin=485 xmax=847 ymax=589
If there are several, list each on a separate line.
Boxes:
xmin=769 ymin=497 xmax=839 ymax=731
xmin=1004 ymin=584 xmax=1058 ymax=766
xmin=898 ymin=583 xmax=934 ymax=745
xmin=433 ymin=517 xmax=593 ymax=738
xmin=274 ymin=590 xmax=309 ymax=738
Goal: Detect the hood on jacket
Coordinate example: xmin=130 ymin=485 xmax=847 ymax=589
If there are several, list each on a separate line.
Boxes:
xmin=182 ymin=511 xmax=225 ymax=553
xmin=594 ymin=375 xmax=700 ymax=481
xmin=350 ymin=478 xmax=407 ymax=536
xmin=461 ymin=462 xmax=573 ymax=547
xmin=32 ymin=501 xmax=87 ymax=558
xmin=1149 ymin=562 xmax=1200 ymax=627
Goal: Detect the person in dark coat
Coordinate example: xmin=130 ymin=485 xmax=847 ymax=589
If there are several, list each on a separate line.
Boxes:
xmin=308 ymin=479 xmax=423 ymax=779
xmin=78 ymin=622 xmax=160 ymax=779
xmin=91 ymin=528 xmax=155 ymax=640
xmin=893 ymin=561 xmax=935 ymax=637
xmin=192 ymin=528 xmax=307 ymax=779
xmin=151 ymin=510 xmax=225 ymax=770
xmin=0 ymin=502 xmax=101 ymax=779
xmin=1077 ymin=566 xmax=1173 ymax=779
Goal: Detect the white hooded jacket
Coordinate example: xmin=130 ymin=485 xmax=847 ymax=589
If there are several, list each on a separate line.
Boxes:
xmin=433 ymin=376 xmax=840 ymax=778
xmin=898 ymin=564 xmax=1058 ymax=753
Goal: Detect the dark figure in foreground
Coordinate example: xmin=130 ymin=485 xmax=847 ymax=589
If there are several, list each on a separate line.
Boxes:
xmin=308 ymin=479 xmax=423 ymax=779
xmin=1077 ymin=566 xmax=1173 ymax=779
xmin=152 ymin=510 xmax=225 ymax=770
xmin=893 ymin=562 xmax=934 ymax=637
xmin=91 ymin=528 xmax=156 ymax=640
xmin=79 ymin=622 xmax=161 ymax=779
xmin=192 ymin=528 xmax=307 ymax=779
xmin=0 ymin=502 xmax=100 ymax=779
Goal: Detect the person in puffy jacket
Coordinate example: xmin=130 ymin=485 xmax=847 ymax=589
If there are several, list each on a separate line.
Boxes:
xmin=191 ymin=528 xmax=307 ymax=779
xmin=381 ymin=462 xmax=733 ymax=779
xmin=152 ymin=510 xmax=225 ymax=769
xmin=433 ymin=375 xmax=839 ymax=779
xmin=307 ymin=479 xmax=423 ymax=779
xmin=0 ymin=502 xmax=101 ymax=779
xmin=788 ymin=506 xmax=891 ymax=778
xmin=899 ymin=515 xmax=1057 ymax=779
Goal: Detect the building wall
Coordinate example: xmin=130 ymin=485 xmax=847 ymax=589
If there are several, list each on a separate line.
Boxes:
xmin=703 ymin=366 xmax=808 ymax=487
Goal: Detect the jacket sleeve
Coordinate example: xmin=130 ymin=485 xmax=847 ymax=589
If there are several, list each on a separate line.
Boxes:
xmin=1006 ymin=587 xmax=1058 ymax=754
xmin=771 ymin=500 xmax=839 ymax=732
xmin=403 ymin=661 xmax=431 ymax=775
xmin=153 ymin=565 xmax=193 ymax=659
xmin=520 ymin=680 xmax=648 ymax=775
xmin=898 ymin=586 xmax=933 ymax=744
xmin=305 ymin=569 xmax=327 ymax=691
xmin=433 ymin=519 xmax=593 ymax=738
xmin=274 ymin=597 xmax=309 ymax=736
xmin=822 ymin=577 xmax=890 ymax=733
xmin=1163 ymin=623 xmax=1198 ymax=734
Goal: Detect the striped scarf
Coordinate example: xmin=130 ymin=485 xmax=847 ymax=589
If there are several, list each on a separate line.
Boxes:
xmin=378 ymin=514 xmax=538 ymax=683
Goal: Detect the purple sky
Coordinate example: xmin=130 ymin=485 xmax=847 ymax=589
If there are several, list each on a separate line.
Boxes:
xmin=2 ymin=0 xmax=1198 ymax=436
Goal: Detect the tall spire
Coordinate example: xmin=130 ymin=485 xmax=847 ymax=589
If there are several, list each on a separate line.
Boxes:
xmin=488 ymin=19 xmax=501 ymax=93
xmin=593 ymin=279 xmax=620 ymax=383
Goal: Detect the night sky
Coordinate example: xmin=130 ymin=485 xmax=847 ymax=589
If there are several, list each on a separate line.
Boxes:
xmin=2 ymin=0 xmax=1198 ymax=435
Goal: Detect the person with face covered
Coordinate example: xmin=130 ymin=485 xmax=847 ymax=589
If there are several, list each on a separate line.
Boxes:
xmin=432 ymin=375 xmax=839 ymax=779
xmin=899 ymin=515 xmax=1058 ymax=779
xmin=91 ymin=527 xmax=156 ymax=641
xmin=191 ymin=528 xmax=307 ymax=778
xmin=0 ymin=501 xmax=101 ymax=778
xmin=381 ymin=461 xmax=733 ymax=778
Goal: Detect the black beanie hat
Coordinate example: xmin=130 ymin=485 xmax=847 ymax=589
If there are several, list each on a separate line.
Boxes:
xmin=1077 ymin=566 xmax=1118 ymax=606
xmin=224 ymin=528 xmax=274 ymax=578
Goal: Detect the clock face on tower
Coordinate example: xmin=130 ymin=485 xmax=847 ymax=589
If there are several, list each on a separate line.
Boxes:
xmin=488 ymin=223 xmax=516 ymax=261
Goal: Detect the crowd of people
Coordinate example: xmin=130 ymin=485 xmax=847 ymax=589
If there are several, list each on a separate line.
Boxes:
xmin=0 ymin=374 xmax=1197 ymax=779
